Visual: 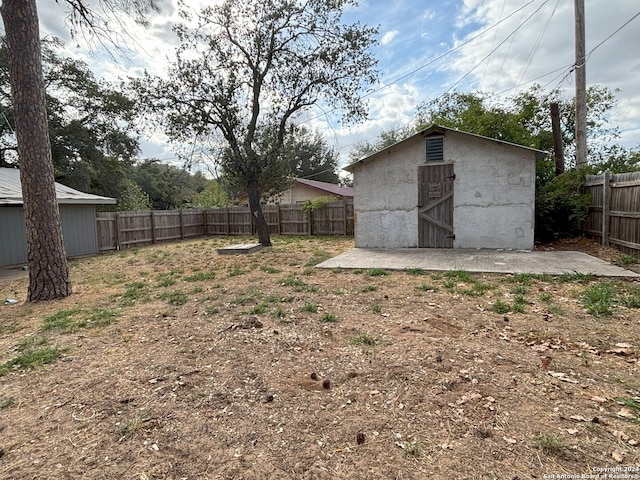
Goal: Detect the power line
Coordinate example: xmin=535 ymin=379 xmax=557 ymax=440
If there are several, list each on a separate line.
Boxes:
xmin=335 ymin=6 xmax=640 ymax=158
xmin=480 ymin=0 xmax=507 ymax=88
xmin=300 ymin=0 xmax=544 ymax=126
xmin=515 ymin=0 xmax=560 ymax=86
xmin=585 ymin=9 xmax=640 ymax=63
xmin=444 ymin=0 xmax=551 ymax=94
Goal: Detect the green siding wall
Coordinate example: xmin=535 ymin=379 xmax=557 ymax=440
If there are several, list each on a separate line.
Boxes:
xmin=0 ymin=205 xmax=99 ymax=267
xmin=0 ymin=207 xmax=28 ymax=266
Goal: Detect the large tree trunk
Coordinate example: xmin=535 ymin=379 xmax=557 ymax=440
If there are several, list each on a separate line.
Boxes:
xmin=1 ymin=0 xmax=71 ymax=301
xmin=246 ymin=175 xmax=272 ymax=246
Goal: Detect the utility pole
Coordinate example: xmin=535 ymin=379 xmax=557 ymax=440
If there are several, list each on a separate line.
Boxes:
xmin=574 ymin=0 xmax=587 ymax=167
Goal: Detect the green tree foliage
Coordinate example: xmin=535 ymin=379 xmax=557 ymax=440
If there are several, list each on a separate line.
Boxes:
xmin=415 ymin=85 xmax=627 ymax=168
xmin=535 ymin=167 xmax=594 ymax=240
xmin=285 ymin=126 xmax=340 ymax=184
xmin=136 ymin=0 xmax=378 ymax=246
xmin=116 ymin=179 xmax=152 ymax=211
xmin=0 ymin=36 xmax=140 ymax=197
xmin=192 ymin=180 xmax=230 ymax=208
xmin=349 ymin=124 xmax=417 ymax=162
xmin=130 ymin=159 xmax=207 ymax=210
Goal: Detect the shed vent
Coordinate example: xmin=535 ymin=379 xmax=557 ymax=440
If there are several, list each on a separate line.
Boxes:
xmin=426 ymin=136 xmax=444 ymax=162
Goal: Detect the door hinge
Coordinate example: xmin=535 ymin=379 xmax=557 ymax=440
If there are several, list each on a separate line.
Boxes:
xmin=445 ymin=234 xmax=456 ymax=239
xmin=446 ymin=174 xmax=456 ymax=180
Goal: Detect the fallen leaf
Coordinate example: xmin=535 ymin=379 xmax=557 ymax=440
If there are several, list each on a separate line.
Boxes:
xmin=614 ymin=430 xmax=629 ymax=441
xmin=628 ymin=439 xmax=638 ymax=446
xmin=617 ymin=408 xmax=638 ymax=420
xmin=607 ymin=348 xmax=631 ymax=356
xmin=566 ymin=428 xmax=579 ymax=435
xmin=547 ymin=371 xmax=578 ymax=383
xmin=559 ymin=376 xmax=578 ymax=384
xmin=612 ymin=451 xmax=623 ymax=463
xmin=591 ymin=396 xmax=607 ymax=403
xmin=615 ymin=343 xmax=633 ymax=349
xmin=570 ymin=415 xmax=588 ymax=422
xmin=503 ymin=436 xmax=517 ymax=444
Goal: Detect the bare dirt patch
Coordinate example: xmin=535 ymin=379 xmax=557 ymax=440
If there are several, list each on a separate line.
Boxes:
xmin=1 ymin=236 xmax=639 ymax=479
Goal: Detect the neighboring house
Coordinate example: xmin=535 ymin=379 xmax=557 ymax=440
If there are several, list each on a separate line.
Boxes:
xmin=0 ymin=167 xmax=116 ymax=267
xmin=237 ymin=178 xmax=353 ymax=205
xmin=344 ymin=125 xmax=547 ymax=250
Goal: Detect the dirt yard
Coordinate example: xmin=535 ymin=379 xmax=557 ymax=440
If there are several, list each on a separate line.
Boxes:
xmin=1 ymin=236 xmax=639 ymax=479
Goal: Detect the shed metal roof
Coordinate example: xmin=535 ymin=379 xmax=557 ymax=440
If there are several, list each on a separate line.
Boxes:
xmin=0 ymin=167 xmax=116 ymax=205
xmin=294 ymin=178 xmax=353 ymax=197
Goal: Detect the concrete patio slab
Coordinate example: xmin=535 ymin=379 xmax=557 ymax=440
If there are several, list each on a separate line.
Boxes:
xmin=316 ymin=248 xmax=640 ymax=277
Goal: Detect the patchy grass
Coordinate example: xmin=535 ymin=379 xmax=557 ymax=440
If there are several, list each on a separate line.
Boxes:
xmin=260 ymin=265 xmax=281 ymax=274
xmin=582 ymin=281 xmax=617 ymax=316
xmin=159 ymin=290 xmax=188 ymax=305
xmin=299 ymin=302 xmax=318 ymax=313
xmin=416 ymin=283 xmax=438 ymax=292
xmin=532 ymin=433 xmax=566 ymax=453
xmin=280 ymin=275 xmax=317 ymax=292
xmin=615 ymin=254 xmax=639 ymax=267
xmin=398 ymin=440 xmax=422 ymax=459
xmin=405 ymin=268 xmax=428 ymax=276
xmin=360 ymin=285 xmax=378 ymax=293
xmin=367 ymin=268 xmax=388 ymax=277
xmin=0 ymin=337 xmax=63 ymax=377
xmin=351 ymin=331 xmax=379 ymax=347
xmin=1 ymin=236 xmax=639 ymax=480
xmin=183 ymin=271 xmax=216 ymax=282
xmin=491 ymin=299 xmax=511 ymax=314
xmin=320 ymin=312 xmax=340 ymax=323
xmin=42 ymin=308 xmax=119 ymax=333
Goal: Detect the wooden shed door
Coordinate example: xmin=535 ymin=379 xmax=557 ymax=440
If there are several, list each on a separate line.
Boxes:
xmin=418 ymin=164 xmax=454 ymax=248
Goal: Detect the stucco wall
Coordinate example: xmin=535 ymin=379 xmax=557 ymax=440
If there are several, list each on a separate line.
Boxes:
xmin=350 ymin=130 xmax=536 ymax=250
xmin=276 ymin=184 xmax=333 ymax=204
xmin=351 ymin=136 xmax=424 ymax=248
xmin=447 ymin=130 xmax=535 ymax=250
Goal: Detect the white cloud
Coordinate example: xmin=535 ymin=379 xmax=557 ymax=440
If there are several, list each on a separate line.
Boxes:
xmin=381 ymin=30 xmax=399 ymax=45
xmin=6 ymin=0 xmax=637 ymax=167
xmin=442 ymin=0 xmax=640 ymax=147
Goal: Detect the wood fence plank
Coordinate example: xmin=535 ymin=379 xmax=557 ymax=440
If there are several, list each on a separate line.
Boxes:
xmin=586 ymin=172 xmax=640 ymax=256
xmin=96 ymin=200 xmax=353 ymax=251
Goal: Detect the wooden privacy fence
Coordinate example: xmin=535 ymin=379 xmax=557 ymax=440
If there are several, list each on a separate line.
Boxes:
xmin=97 ymin=200 xmax=354 ymax=252
xmin=585 ymin=171 xmax=640 ymax=256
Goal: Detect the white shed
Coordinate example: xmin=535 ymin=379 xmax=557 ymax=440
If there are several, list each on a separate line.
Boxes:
xmin=0 ymin=167 xmax=116 ymax=267
xmin=344 ymin=125 xmax=547 ymax=250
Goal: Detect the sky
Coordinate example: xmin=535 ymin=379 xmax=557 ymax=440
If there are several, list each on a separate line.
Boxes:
xmin=15 ymin=0 xmax=640 ymax=171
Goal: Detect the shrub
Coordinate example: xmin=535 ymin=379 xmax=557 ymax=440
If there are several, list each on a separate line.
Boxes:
xmin=535 ymin=167 xmax=593 ymax=241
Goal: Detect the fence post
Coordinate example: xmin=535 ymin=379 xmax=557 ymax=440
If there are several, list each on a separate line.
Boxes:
xmin=115 ymin=213 xmax=121 ymax=250
xmin=150 ymin=211 xmax=156 ymax=244
xmin=602 ymin=171 xmax=610 ymax=247
xmin=277 ymin=204 xmax=281 ymax=235
xmin=179 ymin=210 xmax=185 ymax=240
xmin=343 ymin=200 xmax=347 ymax=236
